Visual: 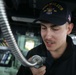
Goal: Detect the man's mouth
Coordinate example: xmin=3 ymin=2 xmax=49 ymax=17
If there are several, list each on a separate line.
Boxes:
xmin=45 ymin=40 xmax=55 ymax=47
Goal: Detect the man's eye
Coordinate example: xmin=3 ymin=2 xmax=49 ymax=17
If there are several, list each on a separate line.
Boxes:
xmin=52 ymin=28 xmax=59 ymax=31
xmin=42 ymin=27 xmax=46 ymax=29
xmin=41 ymin=27 xmax=46 ymax=29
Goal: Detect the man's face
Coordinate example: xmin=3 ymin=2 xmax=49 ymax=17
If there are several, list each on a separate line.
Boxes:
xmin=40 ymin=22 xmax=73 ymax=52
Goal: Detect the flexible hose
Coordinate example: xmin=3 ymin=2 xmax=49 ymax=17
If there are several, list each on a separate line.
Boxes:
xmin=0 ymin=0 xmax=38 ymax=67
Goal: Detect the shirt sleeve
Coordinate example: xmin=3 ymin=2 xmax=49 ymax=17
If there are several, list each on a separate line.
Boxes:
xmin=16 ymin=65 xmax=32 ymax=75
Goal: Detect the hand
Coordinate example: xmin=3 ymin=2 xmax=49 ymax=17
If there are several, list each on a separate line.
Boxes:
xmin=30 ymin=66 xmax=46 ymax=75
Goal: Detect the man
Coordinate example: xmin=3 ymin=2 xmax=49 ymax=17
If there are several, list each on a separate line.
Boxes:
xmin=17 ymin=1 xmax=76 ymax=75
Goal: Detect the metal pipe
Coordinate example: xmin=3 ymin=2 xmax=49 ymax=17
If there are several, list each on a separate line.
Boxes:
xmin=0 ymin=0 xmax=38 ymax=67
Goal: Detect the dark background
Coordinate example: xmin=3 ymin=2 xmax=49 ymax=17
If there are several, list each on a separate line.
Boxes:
xmin=3 ymin=0 xmax=76 ymax=35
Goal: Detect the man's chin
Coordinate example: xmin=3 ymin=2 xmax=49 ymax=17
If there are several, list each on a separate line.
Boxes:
xmin=46 ymin=46 xmax=55 ymax=51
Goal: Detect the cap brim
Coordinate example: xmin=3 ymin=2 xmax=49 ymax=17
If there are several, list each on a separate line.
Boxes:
xmin=34 ymin=14 xmax=67 ymax=25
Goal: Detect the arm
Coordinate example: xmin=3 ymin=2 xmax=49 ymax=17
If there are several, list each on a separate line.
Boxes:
xmin=17 ymin=65 xmax=32 ymax=75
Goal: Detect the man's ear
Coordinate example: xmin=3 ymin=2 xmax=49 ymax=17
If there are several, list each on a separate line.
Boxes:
xmin=67 ymin=23 xmax=74 ymax=35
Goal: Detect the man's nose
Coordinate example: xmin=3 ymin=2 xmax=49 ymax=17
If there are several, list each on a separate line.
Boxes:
xmin=45 ymin=29 xmax=53 ymax=39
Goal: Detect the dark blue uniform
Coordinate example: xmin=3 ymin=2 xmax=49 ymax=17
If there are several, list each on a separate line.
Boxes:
xmin=17 ymin=36 xmax=76 ymax=75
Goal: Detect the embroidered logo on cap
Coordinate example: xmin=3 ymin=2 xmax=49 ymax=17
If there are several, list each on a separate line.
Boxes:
xmin=43 ymin=7 xmax=57 ymax=15
xmin=42 ymin=2 xmax=64 ymax=15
